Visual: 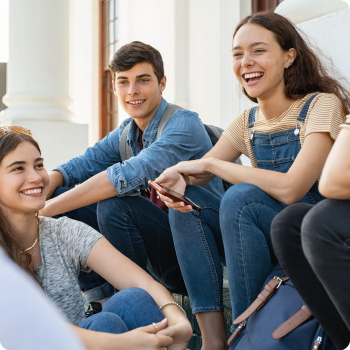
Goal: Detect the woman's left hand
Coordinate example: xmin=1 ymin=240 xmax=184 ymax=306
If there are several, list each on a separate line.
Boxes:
xmin=156 ymin=319 xmax=193 ymax=350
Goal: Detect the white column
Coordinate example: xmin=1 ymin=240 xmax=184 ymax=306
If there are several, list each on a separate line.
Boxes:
xmin=0 ymin=0 xmax=88 ymax=171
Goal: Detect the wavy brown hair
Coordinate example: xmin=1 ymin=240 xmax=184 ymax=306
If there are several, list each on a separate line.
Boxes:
xmin=0 ymin=132 xmax=41 ymax=276
xmin=234 ymin=11 xmax=350 ymax=115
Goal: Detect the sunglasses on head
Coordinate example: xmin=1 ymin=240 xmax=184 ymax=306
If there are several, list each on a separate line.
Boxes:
xmin=0 ymin=126 xmax=32 ymax=136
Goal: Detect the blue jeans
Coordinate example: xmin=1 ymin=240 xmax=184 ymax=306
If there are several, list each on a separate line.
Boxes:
xmin=53 ymin=188 xmax=186 ymax=303
xmin=78 ymin=288 xmax=164 ymax=333
xmin=170 ymin=184 xmax=285 ymax=327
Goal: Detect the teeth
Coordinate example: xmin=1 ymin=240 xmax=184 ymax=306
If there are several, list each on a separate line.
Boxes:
xmin=22 ymin=188 xmax=42 ymax=195
xmin=129 ymin=100 xmax=144 ymax=105
xmin=244 ymin=72 xmax=264 ymax=79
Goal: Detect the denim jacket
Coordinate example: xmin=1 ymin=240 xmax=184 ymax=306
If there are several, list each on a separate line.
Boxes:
xmin=56 ymin=98 xmax=224 ymax=199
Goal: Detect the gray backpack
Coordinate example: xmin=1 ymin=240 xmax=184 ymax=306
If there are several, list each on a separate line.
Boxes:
xmin=119 ymin=104 xmax=241 ymax=190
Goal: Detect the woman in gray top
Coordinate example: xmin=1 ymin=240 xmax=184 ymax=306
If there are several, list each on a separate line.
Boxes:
xmin=0 ymin=127 xmax=192 ymax=350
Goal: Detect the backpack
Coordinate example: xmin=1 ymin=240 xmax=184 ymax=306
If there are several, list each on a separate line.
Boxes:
xmin=228 ymin=264 xmax=336 ymax=350
xmin=119 ymin=104 xmax=241 ymax=191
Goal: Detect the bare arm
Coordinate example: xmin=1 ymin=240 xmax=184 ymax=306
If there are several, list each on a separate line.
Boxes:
xmin=40 ymin=171 xmax=117 ymax=217
xmin=155 ymin=136 xmax=241 ymax=195
xmin=186 ymin=136 xmax=242 ymax=187
xmin=85 ymin=238 xmax=192 ymax=348
xmin=158 ymin=133 xmax=333 ymax=209
xmin=319 ymin=123 xmax=350 ymax=200
xmin=47 ymin=171 xmax=65 ymax=200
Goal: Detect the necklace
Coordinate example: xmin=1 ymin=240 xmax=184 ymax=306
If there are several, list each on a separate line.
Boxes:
xmin=20 ymin=217 xmax=40 ymax=255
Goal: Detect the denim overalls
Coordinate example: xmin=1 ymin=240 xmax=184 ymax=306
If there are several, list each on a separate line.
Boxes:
xmin=169 ymin=94 xmax=328 ymax=328
xmin=248 ymin=94 xmax=324 ymax=205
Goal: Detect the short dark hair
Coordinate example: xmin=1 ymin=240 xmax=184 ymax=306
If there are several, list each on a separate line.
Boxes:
xmin=109 ymin=41 xmax=164 ymax=84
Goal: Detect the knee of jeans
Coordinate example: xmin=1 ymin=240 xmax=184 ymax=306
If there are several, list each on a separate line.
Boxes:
xmin=97 ymin=196 xmax=125 ymax=220
xmin=80 ymin=312 xmax=127 ymax=333
xmin=301 ymin=200 xmax=334 ymax=257
xmin=116 ymin=287 xmax=153 ymax=304
xmin=219 ymin=183 xmax=260 ymax=224
xmin=271 ymin=204 xmax=308 ymax=258
xmin=105 ymin=288 xmax=154 ymax=312
xmin=220 ymin=183 xmax=258 ymax=210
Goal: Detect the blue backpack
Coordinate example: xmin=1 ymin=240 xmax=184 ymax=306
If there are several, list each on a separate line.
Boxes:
xmin=228 ymin=264 xmax=336 ymax=350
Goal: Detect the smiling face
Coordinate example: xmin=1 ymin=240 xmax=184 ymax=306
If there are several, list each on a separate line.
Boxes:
xmin=0 ymin=141 xmax=49 ymax=216
xmin=113 ymin=62 xmax=166 ymax=128
xmin=232 ymin=23 xmax=296 ymax=102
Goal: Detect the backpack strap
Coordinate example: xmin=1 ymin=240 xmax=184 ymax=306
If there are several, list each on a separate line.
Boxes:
xmin=227 ymin=320 xmax=247 ymax=347
xmin=272 ymin=305 xmax=313 ymax=339
xmin=119 ymin=105 xmax=183 ymax=162
xmin=119 ymin=122 xmax=133 ymax=162
xmin=233 ymin=276 xmax=289 ymax=325
xmin=156 ymin=104 xmax=183 ymax=140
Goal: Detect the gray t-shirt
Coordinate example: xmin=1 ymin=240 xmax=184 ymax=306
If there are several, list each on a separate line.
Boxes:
xmin=35 ymin=216 xmax=102 ymax=325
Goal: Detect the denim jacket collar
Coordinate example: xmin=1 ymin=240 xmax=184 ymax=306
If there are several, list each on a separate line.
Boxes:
xmin=127 ymin=98 xmax=169 ymax=146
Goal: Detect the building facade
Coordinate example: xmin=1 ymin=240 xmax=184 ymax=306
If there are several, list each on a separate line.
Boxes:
xmin=1 ymin=0 xmax=349 ymax=170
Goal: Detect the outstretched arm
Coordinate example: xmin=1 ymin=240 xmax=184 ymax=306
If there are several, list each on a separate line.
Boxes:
xmin=40 ymin=171 xmax=117 ymax=217
xmin=157 ymin=132 xmax=333 ymax=211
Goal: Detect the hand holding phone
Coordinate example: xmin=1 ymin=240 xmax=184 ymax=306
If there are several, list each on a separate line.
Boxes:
xmin=148 ymin=180 xmax=201 ymax=211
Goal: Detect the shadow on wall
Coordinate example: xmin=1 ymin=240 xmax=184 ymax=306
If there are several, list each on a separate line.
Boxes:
xmin=0 ymin=63 xmax=6 ymax=112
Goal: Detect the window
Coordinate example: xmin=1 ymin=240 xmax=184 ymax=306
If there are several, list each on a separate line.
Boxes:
xmin=99 ymin=0 xmax=119 ymax=139
xmin=252 ymin=0 xmax=283 ymax=13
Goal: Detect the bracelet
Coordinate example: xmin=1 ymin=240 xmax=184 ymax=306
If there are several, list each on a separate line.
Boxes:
xmin=160 ymin=302 xmax=187 ymax=316
xmin=340 ymin=122 xmax=350 ymax=130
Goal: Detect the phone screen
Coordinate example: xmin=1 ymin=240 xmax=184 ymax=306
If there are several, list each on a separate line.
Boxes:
xmin=148 ymin=181 xmax=201 ymax=211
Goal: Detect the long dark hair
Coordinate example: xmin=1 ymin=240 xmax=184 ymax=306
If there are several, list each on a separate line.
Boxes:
xmin=0 ymin=132 xmax=41 ymax=276
xmin=234 ymin=12 xmax=350 ymax=115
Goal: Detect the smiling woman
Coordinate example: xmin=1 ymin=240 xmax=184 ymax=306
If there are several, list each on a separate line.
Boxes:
xmin=0 ymin=130 xmax=192 ymax=350
xmin=153 ymin=11 xmax=350 ymax=350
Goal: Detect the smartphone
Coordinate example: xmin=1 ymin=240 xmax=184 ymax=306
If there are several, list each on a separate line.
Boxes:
xmin=148 ymin=180 xmax=202 ymax=211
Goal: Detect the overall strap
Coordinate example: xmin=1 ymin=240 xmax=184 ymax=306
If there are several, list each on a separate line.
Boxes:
xmin=119 ymin=122 xmax=133 ymax=162
xmin=156 ymin=104 xmax=183 ymax=140
xmin=248 ymin=106 xmax=258 ymax=128
xmin=297 ymin=94 xmax=318 ymax=123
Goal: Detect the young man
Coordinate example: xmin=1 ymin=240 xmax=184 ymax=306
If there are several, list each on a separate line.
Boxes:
xmin=41 ymin=41 xmax=224 ymax=305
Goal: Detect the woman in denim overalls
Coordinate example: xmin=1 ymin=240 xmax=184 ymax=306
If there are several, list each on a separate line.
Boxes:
xmin=154 ymin=12 xmax=350 ymax=350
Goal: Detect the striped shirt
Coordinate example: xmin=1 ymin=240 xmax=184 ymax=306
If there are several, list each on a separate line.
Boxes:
xmin=223 ymin=93 xmax=345 ymax=168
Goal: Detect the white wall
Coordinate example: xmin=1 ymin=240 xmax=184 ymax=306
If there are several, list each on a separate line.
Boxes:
xmin=69 ymin=0 xmax=100 ymax=145
xmin=297 ymin=8 xmax=350 ymax=90
xmin=118 ymin=0 xmax=177 ymax=124
xmin=0 ymin=0 xmax=9 ymax=63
